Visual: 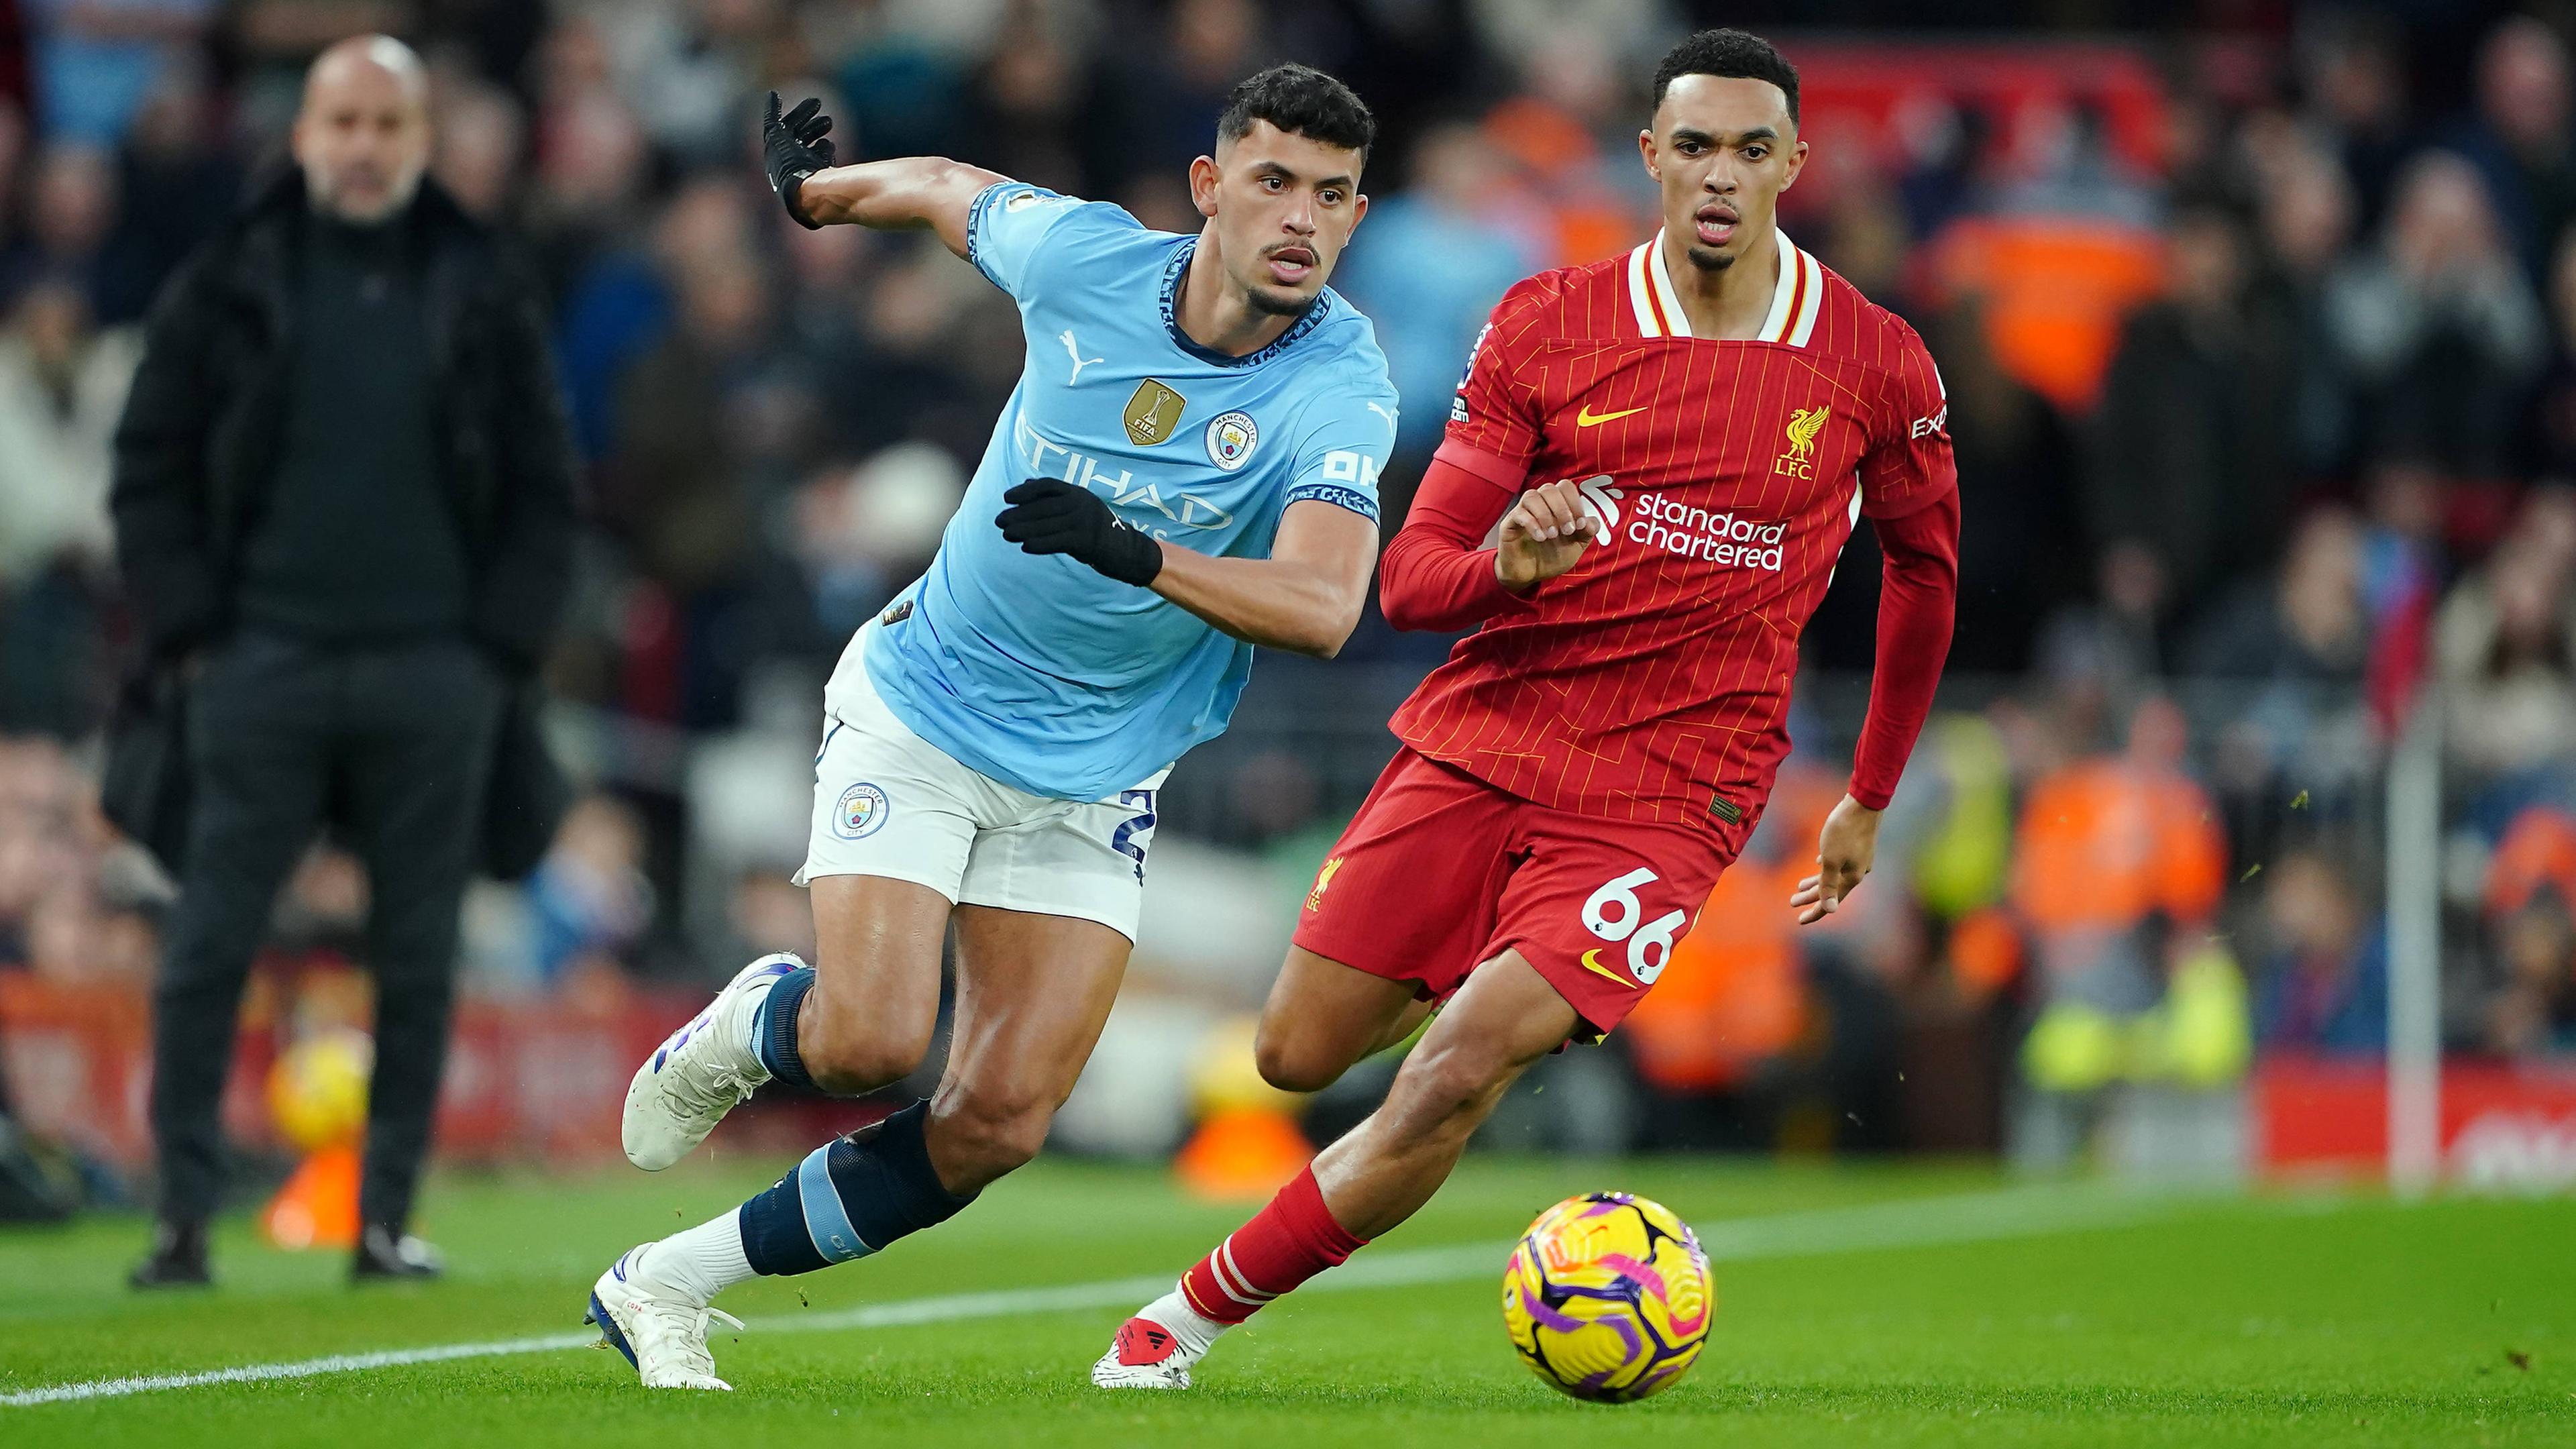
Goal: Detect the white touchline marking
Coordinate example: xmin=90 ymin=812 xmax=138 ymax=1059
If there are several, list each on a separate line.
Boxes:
xmin=0 ymin=1183 xmax=2275 ymax=1407
xmin=0 ymin=1334 xmax=602 ymax=1406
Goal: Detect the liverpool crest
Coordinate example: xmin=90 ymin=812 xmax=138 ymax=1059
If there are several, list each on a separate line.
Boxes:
xmin=1774 ymin=405 xmax=1831 ymax=479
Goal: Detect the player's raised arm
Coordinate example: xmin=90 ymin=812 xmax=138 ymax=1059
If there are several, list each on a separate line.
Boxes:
xmin=761 ymin=93 xmax=1003 ymax=258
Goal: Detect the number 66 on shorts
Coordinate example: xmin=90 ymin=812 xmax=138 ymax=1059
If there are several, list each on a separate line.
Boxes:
xmin=1289 ymin=747 xmax=1757 ymax=1039
xmin=1581 ymin=868 xmax=1688 ymax=986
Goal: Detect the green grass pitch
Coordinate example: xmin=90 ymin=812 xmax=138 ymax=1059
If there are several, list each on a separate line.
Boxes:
xmin=1 ymin=1157 xmax=2569 ymax=1446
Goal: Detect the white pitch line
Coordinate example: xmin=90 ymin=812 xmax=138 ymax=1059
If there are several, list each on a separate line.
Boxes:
xmin=0 ymin=1334 xmax=601 ymax=1407
xmin=0 ymin=1181 xmax=2222 ymax=1408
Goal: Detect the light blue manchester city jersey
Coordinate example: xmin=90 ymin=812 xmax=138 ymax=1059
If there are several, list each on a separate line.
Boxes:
xmin=853 ymin=182 xmax=1399 ymax=801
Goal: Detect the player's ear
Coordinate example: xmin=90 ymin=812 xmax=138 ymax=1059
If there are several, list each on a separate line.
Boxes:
xmin=1188 ymin=154 xmax=1221 ymax=219
xmin=1781 ymin=137 xmax=1811 ymax=191
xmin=1635 ymin=128 xmax=1658 ymax=181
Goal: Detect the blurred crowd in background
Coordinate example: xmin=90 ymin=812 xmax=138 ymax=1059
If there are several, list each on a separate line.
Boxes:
xmin=4 ymin=0 xmax=2576 ymax=1173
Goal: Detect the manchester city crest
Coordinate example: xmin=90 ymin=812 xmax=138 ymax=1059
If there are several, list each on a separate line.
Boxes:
xmin=1204 ymin=410 xmax=1258 ymax=471
xmin=833 ymin=782 xmax=890 ymax=840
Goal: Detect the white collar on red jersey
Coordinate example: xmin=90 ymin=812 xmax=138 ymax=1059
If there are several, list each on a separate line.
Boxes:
xmin=1626 ymin=227 xmax=1823 ymax=345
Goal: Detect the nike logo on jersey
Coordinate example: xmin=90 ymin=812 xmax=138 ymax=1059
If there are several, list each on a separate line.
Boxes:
xmin=1576 ymin=404 xmax=1648 ymax=427
xmin=1061 ymin=330 xmax=1105 ymax=384
xmin=1578 ymin=948 xmax=1633 ymax=985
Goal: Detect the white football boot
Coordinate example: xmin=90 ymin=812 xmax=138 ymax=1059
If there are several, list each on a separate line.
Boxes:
xmin=623 ymin=953 xmax=803 ymax=1171
xmin=587 ymin=1246 xmax=745 ymax=1391
xmin=1090 ymin=1313 xmax=1205 ymax=1389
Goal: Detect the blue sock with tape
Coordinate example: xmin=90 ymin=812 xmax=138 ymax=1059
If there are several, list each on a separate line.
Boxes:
xmin=737 ymin=1100 xmax=975 ymax=1277
xmin=753 ymin=966 xmax=817 ymax=1091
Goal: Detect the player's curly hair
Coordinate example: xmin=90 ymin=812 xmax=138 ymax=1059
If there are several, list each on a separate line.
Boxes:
xmin=1217 ymin=63 xmax=1375 ymax=165
xmin=1652 ymin=28 xmax=1800 ymax=124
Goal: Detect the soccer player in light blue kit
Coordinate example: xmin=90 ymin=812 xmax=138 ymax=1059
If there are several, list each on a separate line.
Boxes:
xmin=588 ymin=66 xmax=1398 ymax=1389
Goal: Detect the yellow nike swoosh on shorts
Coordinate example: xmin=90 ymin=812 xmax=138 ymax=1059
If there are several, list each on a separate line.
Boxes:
xmin=1576 ymin=404 xmax=1648 ymax=427
xmin=1578 ymin=948 xmax=1633 ymax=986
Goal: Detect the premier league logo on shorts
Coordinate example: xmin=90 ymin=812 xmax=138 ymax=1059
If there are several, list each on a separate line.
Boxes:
xmin=1204 ymin=410 xmax=1258 ymax=471
xmin=833 ymin=782 xmax=890 ymax=840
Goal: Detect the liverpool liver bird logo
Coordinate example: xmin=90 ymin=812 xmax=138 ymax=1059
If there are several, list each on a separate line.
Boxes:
xmin=1784 ymin=406 xmax=1831 ymax=459
xmin=1774 ymin=406 xmax=1833 ymax=479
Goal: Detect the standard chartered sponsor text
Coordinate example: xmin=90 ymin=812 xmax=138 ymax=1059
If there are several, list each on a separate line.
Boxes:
xmin=1624 ymin=491 xmax=1787 ymax=569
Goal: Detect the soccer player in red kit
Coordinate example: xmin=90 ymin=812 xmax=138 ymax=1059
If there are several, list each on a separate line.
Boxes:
xmin=1094 ymin=28 xmax=1960 ymax=1389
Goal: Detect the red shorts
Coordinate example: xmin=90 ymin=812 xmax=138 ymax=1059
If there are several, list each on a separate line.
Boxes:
xmin=1291 ymin=747 xmax=1758 ymax=1036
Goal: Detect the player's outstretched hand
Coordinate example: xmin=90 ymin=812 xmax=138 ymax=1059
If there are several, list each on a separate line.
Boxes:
xmin=1792 ymin=793 xmax=1882 ymax=925
xmin=996 ymin=478 xmax=1166 ymax=587
xmin=1495 ymin=479 xmax=1600 ymax=592
xmin=763 ymin=92 xmax=837 ymax=229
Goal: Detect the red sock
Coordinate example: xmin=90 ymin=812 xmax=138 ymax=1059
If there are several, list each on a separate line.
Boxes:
xmin=1177 ymin=1167 xmax=1366 ymax=1325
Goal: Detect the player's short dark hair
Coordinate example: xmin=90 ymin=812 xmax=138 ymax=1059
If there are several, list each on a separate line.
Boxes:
xmin=1651 ymin=28 xmax=1800 ymax=125
xmin=1216 ymin=63 xmax=1375 ymax=166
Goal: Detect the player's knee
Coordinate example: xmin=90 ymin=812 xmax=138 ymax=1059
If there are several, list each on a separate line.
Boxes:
xmin=1253 ymin=1022 xmax=1347 ymax=1094
xmin=796 ymin=999 xmax=929 ymax=1095
xmin=926 ymin=1082 xmax=1055 ymax=1187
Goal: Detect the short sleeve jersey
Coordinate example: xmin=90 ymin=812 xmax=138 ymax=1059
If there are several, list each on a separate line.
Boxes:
xmin=845 ymin=182 xmax=1400 ymax=800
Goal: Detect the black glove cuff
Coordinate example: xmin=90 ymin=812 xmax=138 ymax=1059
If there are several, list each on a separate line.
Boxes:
xmin=1097 ymin=523 xmax=1165 ymax=588
xmin=782 ymin=170 xmax=821 ymax=230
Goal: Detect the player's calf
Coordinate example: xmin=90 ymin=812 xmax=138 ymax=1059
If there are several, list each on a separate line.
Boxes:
xmin=1307 ymin=1008 xmax=1558 ymax=1239
xmin=735 ymin=1099 xmax=977 ymax=1273
xmin=1097 ymin=953 xmax=1575 ymax=1387
xmin=604 ymin=1095 xmax=978 ymax=1382
xmin=922 ymin=1076 xmax=1061 ymax=1193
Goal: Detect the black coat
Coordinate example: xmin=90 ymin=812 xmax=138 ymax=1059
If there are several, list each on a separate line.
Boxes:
xmin=102 ymin=170 xmax=578 ymax=881
xmin=108 ymin=169 xmax=578 ymax=668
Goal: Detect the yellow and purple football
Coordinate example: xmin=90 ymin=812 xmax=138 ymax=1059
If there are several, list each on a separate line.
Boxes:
xmin=1501 ymin=1191 xmax=1713 ymax=1403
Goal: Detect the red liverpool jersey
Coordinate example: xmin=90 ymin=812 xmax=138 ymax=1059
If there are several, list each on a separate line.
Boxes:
xmin=1392 ymin=228 xmax=1957 ymax=830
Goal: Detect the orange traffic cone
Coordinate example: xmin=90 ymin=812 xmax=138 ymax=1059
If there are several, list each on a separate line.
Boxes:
xmin=262 ymin=1144 xmax=361 ymax=1250
xmin=1173 ymin=1108 xmax=1312 ymax=1201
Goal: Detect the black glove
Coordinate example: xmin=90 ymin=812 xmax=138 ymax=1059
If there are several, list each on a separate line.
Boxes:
xmin=762 ymin=92 xmax=836 ymax=229
xmin=996 ymin=478 xmax=1165 ymax=586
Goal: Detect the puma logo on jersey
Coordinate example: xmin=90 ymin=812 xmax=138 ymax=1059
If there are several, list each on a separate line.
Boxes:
xmin=1576 ymin=403 xmax=1648 ymax=428
xmin=1061 ymin=330 xmax=1105 ymax=384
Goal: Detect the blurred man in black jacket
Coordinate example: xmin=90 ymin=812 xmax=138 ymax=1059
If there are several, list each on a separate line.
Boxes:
xmin=110 ymin=35 xmax=576 ymax=1287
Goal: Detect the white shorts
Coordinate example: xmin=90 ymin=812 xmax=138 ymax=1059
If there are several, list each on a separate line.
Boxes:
xmin=796 ymin=659 xmax=1166 ymax=941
